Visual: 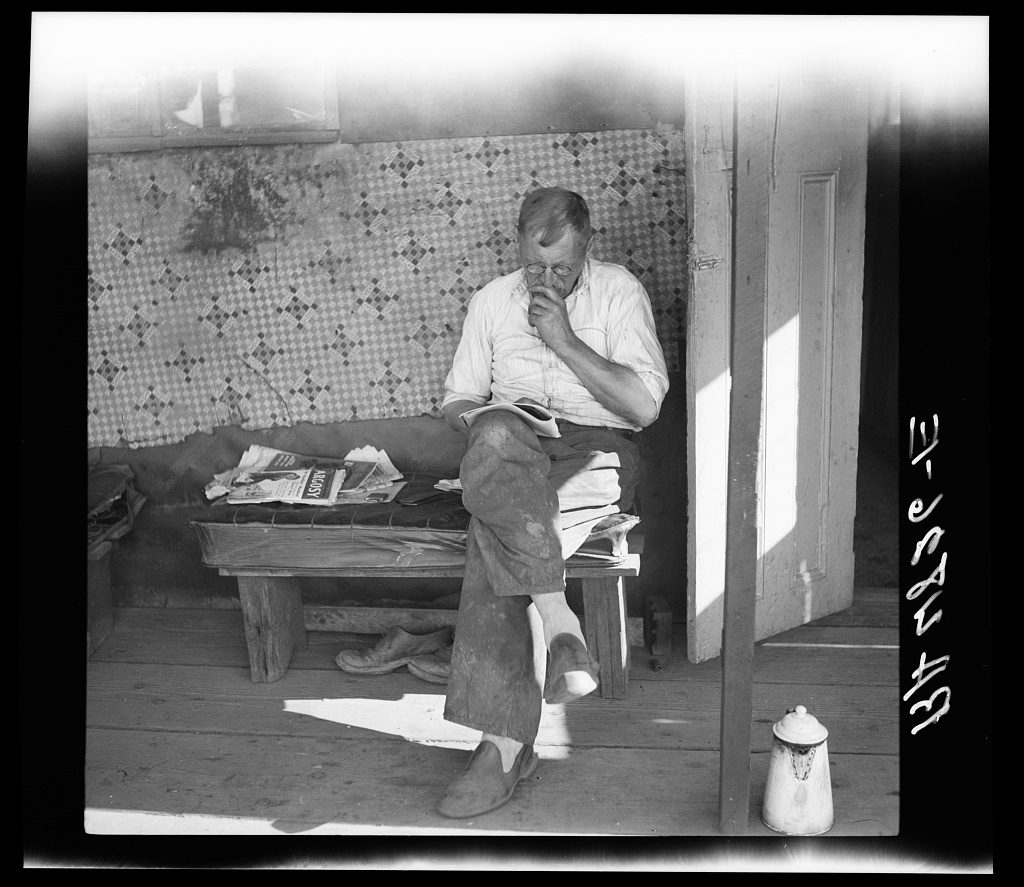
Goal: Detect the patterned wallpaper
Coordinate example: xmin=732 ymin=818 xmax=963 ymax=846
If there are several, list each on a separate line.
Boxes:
xmin=87 ymin=128 xmax=688 ymax=449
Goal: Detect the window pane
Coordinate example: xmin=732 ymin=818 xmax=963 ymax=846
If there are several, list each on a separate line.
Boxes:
xmin=88 ymin=68 xmax=159 ymax=139
xmin=159 ymin=64 xmax=334 ymax=135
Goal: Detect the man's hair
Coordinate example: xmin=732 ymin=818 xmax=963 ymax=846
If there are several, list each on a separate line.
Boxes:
xmin=517 ymin=187 xmax=592 ymax=248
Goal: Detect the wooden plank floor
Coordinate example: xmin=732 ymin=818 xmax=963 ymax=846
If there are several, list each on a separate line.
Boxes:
xmin=85 ymin=586 xmax=898 ymax=838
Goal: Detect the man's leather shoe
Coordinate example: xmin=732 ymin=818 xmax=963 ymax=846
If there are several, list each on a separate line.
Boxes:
xmin=544 ymin=633 xmax=600 ymax=704
xmin=335 ymin=626 xmax=452 ymax=675
xmin=437 ymin=741 xmax=538 ymax=818
xmin=407 ymin=643 xmax=452 ymax=684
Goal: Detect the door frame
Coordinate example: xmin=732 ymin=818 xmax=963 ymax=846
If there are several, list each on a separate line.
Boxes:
xmin=683 ymin=65 xmax=736 ymax=664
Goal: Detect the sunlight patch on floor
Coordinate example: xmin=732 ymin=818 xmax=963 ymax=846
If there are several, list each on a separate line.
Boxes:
xmin=83 ymin=808 xmax=601 ymax=837
xmin=282 ymin=694 xmax=573 ymax=755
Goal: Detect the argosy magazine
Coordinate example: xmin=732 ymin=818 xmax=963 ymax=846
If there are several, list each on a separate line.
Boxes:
xmin=204 ymin=445 xmax=402 ymax=506
xmin=223 ymin=464 xmax=345 ymax=506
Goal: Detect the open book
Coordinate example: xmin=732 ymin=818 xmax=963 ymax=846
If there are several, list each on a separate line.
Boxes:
xmin=459 ymin=401 xmax=560 ymax=438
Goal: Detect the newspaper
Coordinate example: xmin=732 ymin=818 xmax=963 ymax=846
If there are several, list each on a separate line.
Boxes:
xmin=334 ymin=445 xmax=406 ymax=503
xmin=205 ymin=444 xmax=405 ymax=506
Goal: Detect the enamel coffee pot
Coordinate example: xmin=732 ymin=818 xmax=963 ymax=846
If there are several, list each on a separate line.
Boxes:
xmin=761 ymin=705 xmax=834 ymax=835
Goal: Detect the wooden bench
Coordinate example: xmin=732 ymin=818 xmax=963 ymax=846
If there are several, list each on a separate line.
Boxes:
xmin=192 ymin=470 xmax=642 ymax=697
xmin=217 ymin=554 xmax=639 ymax=697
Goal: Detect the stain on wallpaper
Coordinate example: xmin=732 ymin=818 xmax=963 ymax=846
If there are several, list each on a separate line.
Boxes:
xmin=180 ymin=152 xmax=292 ymax=252
xmin=87 ymin=128 xmax=688 ymax=448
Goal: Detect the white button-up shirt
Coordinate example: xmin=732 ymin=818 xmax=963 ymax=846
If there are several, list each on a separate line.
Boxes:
xmin=443 ymin=259 xmax=670 ymax=431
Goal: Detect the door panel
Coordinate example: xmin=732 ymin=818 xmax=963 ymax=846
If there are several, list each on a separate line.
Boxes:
xmin=685 ymin=61 xmax=868 ymax=661
xmin=756 ymin=64 xmax=868 ymax=639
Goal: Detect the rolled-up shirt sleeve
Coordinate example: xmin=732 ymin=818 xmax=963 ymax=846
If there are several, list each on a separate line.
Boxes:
xmin=442 ymin=290 xmax=493 ymax=408
xmin=606 ymin=277 xmax=671 ymax=416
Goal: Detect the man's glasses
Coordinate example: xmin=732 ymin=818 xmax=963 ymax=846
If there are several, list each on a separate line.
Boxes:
xmin=525 ymin=263 xmax=575 ymax=277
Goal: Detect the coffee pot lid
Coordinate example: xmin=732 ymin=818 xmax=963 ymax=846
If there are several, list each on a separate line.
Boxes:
xmin=773 ymin=705 xmax=828 ymax=745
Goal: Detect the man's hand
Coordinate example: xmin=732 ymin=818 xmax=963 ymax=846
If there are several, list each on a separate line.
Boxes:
xmin=527 ymin=285 xmax=574 ymax=350
xmin=442 ymin=398 xmax=484 ymax=435
xmin=526 ymin=285 xmax=660 ymax=428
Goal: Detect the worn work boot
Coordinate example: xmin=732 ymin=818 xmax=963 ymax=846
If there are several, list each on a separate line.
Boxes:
xmin=408 ymin=643 xmax=453 ymax=684
xmin=543 ymin=633 xmax=600 ymax=704
xmin=335 ymin=626 xmax=453 ymax=675
xmin=436 ymin=741 xmax=539 ymax=818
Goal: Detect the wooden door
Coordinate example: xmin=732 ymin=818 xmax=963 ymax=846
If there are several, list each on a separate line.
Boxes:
xmin=685 ymin=59 xmax=869 ymax=662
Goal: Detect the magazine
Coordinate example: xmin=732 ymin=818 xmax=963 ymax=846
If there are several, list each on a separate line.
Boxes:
xmin=205 ymin=444 xmax=405 ymax=506
xmin=224 ymin=466 xmax=345 ymax=506
xmin=459 ymin=401 xmax=560 ymax=438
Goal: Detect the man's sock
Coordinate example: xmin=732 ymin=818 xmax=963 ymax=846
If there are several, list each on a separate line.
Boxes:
xmin=481 ymin=732 xmax=525 ymax=773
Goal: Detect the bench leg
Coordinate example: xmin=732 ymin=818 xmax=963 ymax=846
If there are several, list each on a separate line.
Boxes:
xmin=582 ymin=576 xmax=631 ymax=698
xmin=237 ymin=576 xmax=307 ymax=682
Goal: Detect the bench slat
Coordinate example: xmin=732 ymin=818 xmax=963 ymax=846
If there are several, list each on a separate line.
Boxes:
xmin=217 ymin=553 xmax=640 ymax=580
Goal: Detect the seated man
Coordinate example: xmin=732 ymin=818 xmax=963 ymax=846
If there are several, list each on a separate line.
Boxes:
xmin=437 ymin=187 xmax=670 ymax=818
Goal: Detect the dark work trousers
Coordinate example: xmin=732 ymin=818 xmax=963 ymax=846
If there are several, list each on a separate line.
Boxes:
xmin=443 ymin=410 xmax=641 ymax=745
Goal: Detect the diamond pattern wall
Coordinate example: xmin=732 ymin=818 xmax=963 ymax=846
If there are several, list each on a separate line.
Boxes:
xmin=87 ymin=128 xmax=688 ymax=448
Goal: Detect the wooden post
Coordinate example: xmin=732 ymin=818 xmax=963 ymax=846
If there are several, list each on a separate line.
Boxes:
xmin=718 ymin=66 xmax=770 ymax=834
xmin=237 ymin=575 xmax=307 ymax=682
xmin=582 ymin=576 xmax=631 ymax=699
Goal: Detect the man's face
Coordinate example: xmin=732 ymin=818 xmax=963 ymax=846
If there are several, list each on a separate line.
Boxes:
xmin=518 ymin=227 xmax=589 ymax=298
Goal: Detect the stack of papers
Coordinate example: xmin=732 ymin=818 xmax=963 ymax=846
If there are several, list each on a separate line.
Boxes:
xmin=204 ymin=444 xmax=405 ymax=506
xmin=336 ymin=446 xmax=406 ymax=502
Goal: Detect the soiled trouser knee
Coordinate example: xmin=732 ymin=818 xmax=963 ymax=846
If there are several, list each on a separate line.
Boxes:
xmin=443 ymin=412 xmax=639 ymax=744
xmin=459 ymin=412 xmax=566 ymax=596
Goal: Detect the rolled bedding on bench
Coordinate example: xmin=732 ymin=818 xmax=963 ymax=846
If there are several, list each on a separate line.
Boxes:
xmin=191 ymin=472 xmax=640 ymax=571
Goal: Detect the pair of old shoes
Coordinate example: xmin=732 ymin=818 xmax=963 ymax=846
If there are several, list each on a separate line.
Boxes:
xmin=334 ymin=626 xmax=453 ymax=684
xmin=336 ymin=628 xmax=597 ymax=700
